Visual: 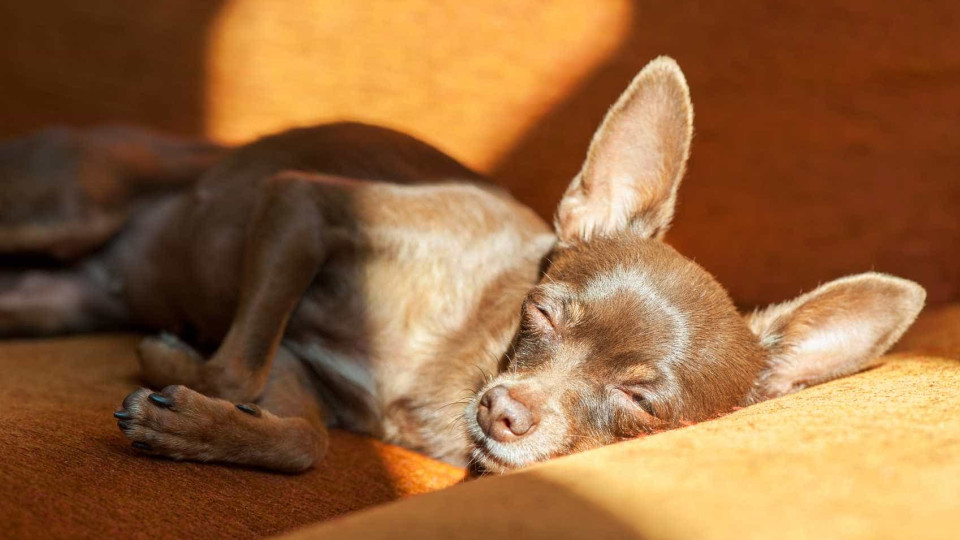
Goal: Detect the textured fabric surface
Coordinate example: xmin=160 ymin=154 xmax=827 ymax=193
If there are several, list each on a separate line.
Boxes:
xmin=1 ymin=2 xmax=958 ymax=539
xmin=3 ymin=311 xmax=957 ymax=540
xmin=0 ymin=335 xmax=465 ymax=540
xmin=277 ymin=349 xmax=960 ymax=540
xmin=896 ymin=304 xmax=960 ymax=359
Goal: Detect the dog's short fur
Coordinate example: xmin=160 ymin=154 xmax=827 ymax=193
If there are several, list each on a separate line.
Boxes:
xmin=0 ymin=57 xmax=924 ymax=473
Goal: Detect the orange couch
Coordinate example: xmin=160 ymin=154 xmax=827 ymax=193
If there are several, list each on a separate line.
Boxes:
xmin=1 ymin=335 xmax=464 ymax=540
xmin=1 ymin=1 xmax=958 ymax=539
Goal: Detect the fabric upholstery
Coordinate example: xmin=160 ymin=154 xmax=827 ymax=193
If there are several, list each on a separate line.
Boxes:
xmin=0 ymin=335 xmax=464 ymax=540
xmin=275 ymin=327 xmax=960 ymax=540
xmin=3 ymin=306 xmax=956 ymax=539
xmin=1 ymin=1 xmax=958 ymax=307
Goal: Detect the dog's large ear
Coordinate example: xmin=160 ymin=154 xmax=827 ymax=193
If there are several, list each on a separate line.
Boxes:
xmin=747 ymin=273 xmax=926 ymax=400
xmin=555 ymin=56 xmax=693 ymax=244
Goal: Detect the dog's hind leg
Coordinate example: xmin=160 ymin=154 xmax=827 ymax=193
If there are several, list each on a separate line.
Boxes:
xmin=0 ymin=264 xmax=129 ymax=337
xmin=0 ymin=125 xmax=226 ymax=261
xmin=137 ymin=172 xmax=336 ymax=403
xmin=115 ymin=347 xmax=329 ymax=472
xmin=135 ymin=332 xmax=205 ymax=389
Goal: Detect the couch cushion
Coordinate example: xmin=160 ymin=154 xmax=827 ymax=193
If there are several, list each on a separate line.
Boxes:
xmin=276 ymin=336 xmax=960 ymax=539
xmin=0 ymin=335 xmax=464 ymax=540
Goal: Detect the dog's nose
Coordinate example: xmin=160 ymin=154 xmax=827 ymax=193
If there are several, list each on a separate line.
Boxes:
xmin=476 ymin=385 xmax=538 ymax=442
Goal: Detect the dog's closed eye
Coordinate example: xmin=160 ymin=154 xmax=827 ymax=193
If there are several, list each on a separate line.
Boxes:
xmin=523 ymin=299 xmax=558 ymax=335
xmin=617 ymin=386 xmax=657 ymax=417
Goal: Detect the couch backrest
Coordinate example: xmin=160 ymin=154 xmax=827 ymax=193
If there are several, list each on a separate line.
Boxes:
xmin=1 ymin=0 xmax=957 ymax=306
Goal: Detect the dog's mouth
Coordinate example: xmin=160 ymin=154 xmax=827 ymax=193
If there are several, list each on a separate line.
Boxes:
xmin=466 ymin=428 xmax=538 ymax=474
xmin=469 ymin=444 xmax=519 ymax=474
xmin=462 ymin=392 xmax=558 ymax=474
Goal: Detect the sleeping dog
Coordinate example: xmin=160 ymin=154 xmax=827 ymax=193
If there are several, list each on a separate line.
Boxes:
xmin=0 ymin=57 xmax=924 ymax=473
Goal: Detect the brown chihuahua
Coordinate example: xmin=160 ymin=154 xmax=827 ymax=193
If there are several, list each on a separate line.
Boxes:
xmin=0 ymin=57 xmax=924 ymax=473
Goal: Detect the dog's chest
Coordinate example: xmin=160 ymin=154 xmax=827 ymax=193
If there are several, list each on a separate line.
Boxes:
xmin=286 ymin=182 xmax=553 ymax=459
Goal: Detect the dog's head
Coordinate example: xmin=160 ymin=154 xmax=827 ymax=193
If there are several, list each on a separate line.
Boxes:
xmin=465 ymin=57 xmax=925 ymax=473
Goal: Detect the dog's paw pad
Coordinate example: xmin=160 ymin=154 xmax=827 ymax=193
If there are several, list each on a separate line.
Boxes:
xmin=113 ymin=385 xmax=209 ymax=458
xmin=112 ymin=385 xmax=254 ymax=463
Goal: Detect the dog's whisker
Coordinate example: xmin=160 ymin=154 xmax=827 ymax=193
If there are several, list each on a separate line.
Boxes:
xmin=431 ymin=399 xmax=472 ymax=415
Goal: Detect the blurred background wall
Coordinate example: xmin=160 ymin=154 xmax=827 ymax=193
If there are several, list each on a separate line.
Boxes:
xmin=0 ymin=0 xmax=957 ymax=308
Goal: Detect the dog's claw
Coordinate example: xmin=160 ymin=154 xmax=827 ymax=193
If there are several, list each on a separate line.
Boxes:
xmin=117 ymin=420 xmax=132 ymax=431
xmin=132 ymin=441 xmax=152 ymax=451
xmin=236 ymin=403 xmax=261 ymax=417
xmin=113 ymin=410 xmax=132 ymax=419
xmin=148 ymin=393 xmax=173 ymax=408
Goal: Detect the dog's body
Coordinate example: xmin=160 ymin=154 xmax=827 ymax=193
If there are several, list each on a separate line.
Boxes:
xmin=116 ymin=124 xmax=555 ymax=465
xmin=3 ymin=122 xmax=551 ymax=467
xmin=1 ymin=58 xmax=925 ymax=473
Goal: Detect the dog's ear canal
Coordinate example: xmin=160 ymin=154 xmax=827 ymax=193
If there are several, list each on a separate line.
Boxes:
xmin=746 ymin=273 xmax=926 ymax=401
xmin=554 ymin=56 xmax=694 ymax=244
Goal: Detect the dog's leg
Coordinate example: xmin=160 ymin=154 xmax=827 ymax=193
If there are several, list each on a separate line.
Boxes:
xmin=116 ymin=347 xmax=329 ymax=472
xmin=135 ymin=332 xmax=205 ymax=389
xmin=0 ymin=266 xmax=128 ymax=337
xmin=0 ymin=125 xmax=225 ymax=260
xmin=138 ymin=173 xmax=330 ymax=402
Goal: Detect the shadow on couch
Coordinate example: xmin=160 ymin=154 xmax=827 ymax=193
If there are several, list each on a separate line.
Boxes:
xmin=0 ymin=335 xmax=464 ymax=540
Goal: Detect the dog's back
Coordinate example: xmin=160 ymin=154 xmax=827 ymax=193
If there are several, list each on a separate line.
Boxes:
xmin=97 ymin=123 xmax=501 ymax=340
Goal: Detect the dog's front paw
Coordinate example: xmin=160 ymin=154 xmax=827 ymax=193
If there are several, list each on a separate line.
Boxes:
xmin=113 ymin=385 xmax=322 ymax=472
xmin=114 ymin=385 xmax=235 ymax=462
